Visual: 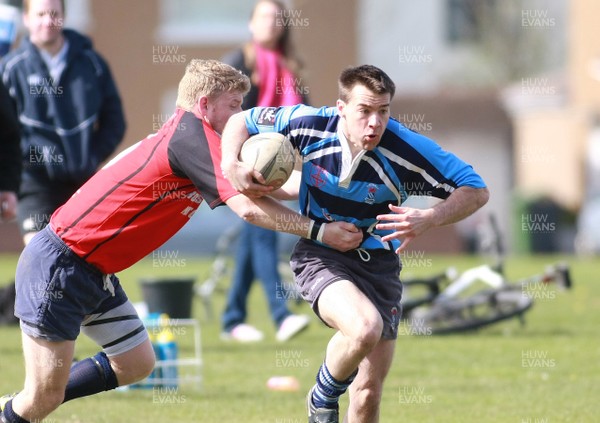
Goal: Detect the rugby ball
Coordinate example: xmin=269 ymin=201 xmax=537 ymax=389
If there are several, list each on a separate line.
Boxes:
xmin=239 ymin=132 xmax=295 ymax=189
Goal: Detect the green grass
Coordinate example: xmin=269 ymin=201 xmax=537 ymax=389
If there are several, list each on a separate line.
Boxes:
xmin=0 ymin=253 xmax=598 ymax=422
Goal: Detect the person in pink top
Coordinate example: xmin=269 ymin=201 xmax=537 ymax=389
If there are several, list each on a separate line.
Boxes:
xmin=220 ymin=0 xmax=311 ymax=343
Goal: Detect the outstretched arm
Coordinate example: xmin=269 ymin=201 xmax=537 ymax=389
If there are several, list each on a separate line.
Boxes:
xmin=375 ymin=186 xmax=490 ymax=253
xmin=225 ymin=193 xmax=362 ymax=252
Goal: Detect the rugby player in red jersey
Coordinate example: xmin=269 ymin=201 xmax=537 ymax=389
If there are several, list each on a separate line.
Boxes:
xmin=0 ymin=59 xmax=362 ymax=423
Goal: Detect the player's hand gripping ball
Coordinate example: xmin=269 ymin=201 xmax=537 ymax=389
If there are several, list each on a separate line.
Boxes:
xmin=239 ymin=132 xmax=295 ymax=189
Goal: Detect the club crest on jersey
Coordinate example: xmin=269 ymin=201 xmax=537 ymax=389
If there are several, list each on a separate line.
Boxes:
xmin=364 ymin=183 xmax=378 ymax=204
xmin=256 ymin=107 xmax=277 ymax=126
xmin=310 ymin=165 xmax=326 ymax=188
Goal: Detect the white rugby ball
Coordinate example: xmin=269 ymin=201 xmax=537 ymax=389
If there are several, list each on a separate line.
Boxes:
xmin=240 ymin=132 xmax=295 ymax=189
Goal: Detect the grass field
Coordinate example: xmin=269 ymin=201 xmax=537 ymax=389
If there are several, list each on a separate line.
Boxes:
xmin=0 ymin=253 xmax=598 ymax=423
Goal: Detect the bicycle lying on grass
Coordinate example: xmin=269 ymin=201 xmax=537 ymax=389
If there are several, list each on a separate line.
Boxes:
xmin=400 ymin=213 xmax=572 ymax=335
xmin=400 ymin=260 xmax=572 ymax=335
xmin=196 ymin=214 xmax=573 ymax=333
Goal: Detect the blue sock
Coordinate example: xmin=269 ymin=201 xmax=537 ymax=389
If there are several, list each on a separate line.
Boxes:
xmin=311 ymin=362 xmax=357 ymax=409
xmin=1 ymin=399 xmax=29 ymax=423
xmin=63 ymin=352 xmax=119 ymax=403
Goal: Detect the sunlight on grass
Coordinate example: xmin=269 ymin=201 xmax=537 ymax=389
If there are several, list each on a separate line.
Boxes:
xmin=0 ymin=253 xmax=598 ymax=422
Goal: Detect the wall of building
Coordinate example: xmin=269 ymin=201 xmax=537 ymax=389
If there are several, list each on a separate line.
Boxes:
xmin=513 ymin=108 xmax=586 ymax=210
xmin=87 ymin=0 xmax=358 ymax=149
xmin=569 ymin=0 xmax=600 ymax=113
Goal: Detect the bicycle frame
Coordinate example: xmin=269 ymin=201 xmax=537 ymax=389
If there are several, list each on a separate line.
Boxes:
xmin=435 ymin=264 xmax=504 ymax=301
xmin=400 ymin=213 xmax=572 ymax=334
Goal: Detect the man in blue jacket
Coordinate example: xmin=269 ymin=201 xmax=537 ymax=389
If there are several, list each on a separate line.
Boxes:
xmin=0 ymin=0 xmax=126 ymax=245
xmin=0 ymin=79 xmax=20 ymax=223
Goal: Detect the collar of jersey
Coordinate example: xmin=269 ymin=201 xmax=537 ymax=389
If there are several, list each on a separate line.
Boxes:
xmin=337 ymin=126 xmax=367 ymax=188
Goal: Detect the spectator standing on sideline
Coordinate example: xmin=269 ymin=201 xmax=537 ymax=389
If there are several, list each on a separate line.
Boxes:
xmin=220 ymin=0 xmax=310 ymax=343
xmin=0 ymin=81 xmax=21 ymax=322
xmin=0 ymin=14 xmax=22 ymax=326
xmin=221 ymin=65 xmax=489 ymax=422
xmin=0 ymin=79 xmax=20 ymax=223
xmin=0 ymin=0 xmax=126 ymax=245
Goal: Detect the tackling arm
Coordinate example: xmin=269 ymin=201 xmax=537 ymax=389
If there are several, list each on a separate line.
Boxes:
xmin=225 ymin=194 xmax=362 ymax=252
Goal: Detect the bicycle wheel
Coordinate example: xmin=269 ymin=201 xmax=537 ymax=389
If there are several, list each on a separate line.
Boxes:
xmin=400 ymin=273 xmax=445 ymax=314
xmin=409 ymin=287 xmax=533 ymax=335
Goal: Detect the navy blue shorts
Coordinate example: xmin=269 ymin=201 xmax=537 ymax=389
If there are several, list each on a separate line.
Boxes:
xmin=14 ymin=225 xmax=129 ymax=341
xmin=290 ymin=239 xmax=403 ymax=339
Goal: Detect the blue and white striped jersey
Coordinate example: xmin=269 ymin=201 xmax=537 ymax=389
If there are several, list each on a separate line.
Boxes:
xmin=245 ymin=105 xmax=486 ymax=251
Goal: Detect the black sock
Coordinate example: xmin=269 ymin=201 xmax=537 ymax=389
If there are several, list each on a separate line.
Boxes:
xmin=63 ymin=352 xmax=119 ymax=402
xmin=1 ymin=400 xmax=29 ymax=423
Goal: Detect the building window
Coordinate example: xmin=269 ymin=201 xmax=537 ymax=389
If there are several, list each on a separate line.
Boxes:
xmin=156 ymin=0 xmax=255 ymax=45
xmin=1 ymin=0 xmax=21 ymax=8
xmin=446 ymin=0 xmax=496 ymax=43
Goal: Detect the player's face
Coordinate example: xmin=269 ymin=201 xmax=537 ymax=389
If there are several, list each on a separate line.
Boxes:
xmin=24 ymin=0 xmax=64 ymax=49
xmin=205 ymin=91 xmax=244 ymax=134
xmin=249 ymin=0 xmax=285 ymax=49
xmin=337 ymin=84 xmax=391 ymax=154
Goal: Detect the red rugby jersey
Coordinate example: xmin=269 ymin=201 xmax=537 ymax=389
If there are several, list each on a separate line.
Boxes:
xmin=50 ymin=109 xmax=238 ymax=274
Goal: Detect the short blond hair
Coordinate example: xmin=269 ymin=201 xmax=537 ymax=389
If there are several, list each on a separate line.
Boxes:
xmin=176 ymin=59 xmax=251 ymax=111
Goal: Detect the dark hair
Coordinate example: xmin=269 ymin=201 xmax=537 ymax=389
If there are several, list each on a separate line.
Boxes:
xmin=338 ymin=65 xmax=396 ymax=102
xmin=23 ymin=0 xmax=66 ymax=14
xmin=244 ymin=0 xmax=303 ymax=79
xmin=251 ymin=0 xmax=292 ymax=56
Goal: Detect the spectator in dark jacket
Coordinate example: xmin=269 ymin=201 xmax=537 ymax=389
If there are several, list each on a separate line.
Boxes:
xmin=0 ymin=79 xmax=20 ymax=223
xmin=0 ymin=0 xmax=126 ymax=244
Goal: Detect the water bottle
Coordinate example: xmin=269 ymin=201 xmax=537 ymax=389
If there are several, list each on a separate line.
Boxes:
xmin=148 ymin=331 xmax=164 ymax=387
xmin=129 ymin=313 xmax=163 ymax=389
xmin=156 ymin=328 xmax=178 ymax=388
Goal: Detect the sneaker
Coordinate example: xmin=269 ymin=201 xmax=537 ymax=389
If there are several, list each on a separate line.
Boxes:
xmin=221 ymin=323 xmax=264 ymax=342
xmin=306 ymin=385 xmax=339 ymax=423
xmin=276 ymin=314 xmax=310 ymax=342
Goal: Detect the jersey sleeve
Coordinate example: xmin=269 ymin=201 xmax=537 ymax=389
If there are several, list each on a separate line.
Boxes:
xmin=385 ymin=120 xmax=486 ymax=201
xmin=244 ymin=104 xmax=327 ymax=135
xmin=243 ymin=105 xmax=336 ymax=149
xmin=168 ymin=120 xmax=239 ymax=209
xmin=245 ymin=106 xmax=292 ymax=135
